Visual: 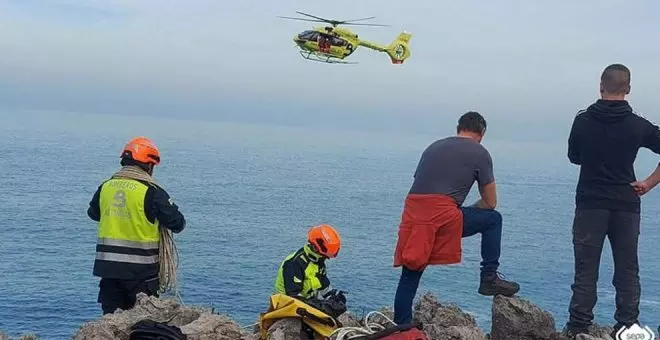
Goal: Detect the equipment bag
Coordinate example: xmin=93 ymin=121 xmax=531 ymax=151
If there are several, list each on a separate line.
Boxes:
xmin=128 ymin=319 xmax=187 ymax=340
xmin=351 ymin=322 xmax=428 ymax=340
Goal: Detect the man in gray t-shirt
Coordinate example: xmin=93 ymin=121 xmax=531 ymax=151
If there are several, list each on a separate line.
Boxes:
xmin=393 ymin=111 xmax=520 ymax=325
xmin=409 ymin=135 xmax=495 ymax=205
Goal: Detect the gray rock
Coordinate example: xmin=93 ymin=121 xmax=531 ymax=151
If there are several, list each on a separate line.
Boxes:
xmin=414 ymin=292 xmax=478 ymax=328
xmin=337 ymin=312 xmax=361 ymax=328
xmin=0 ymin=333 xmax=39 ymax=340
xmin=265 ymin=319 xmax=306 ymax=340
xmin=28 ymin=289 xmax=627 ymax=340
xmin=72 ymin=293 xmax=250 ymax=340
xmin=587 ymin=324 xmax=615 ymax=340
xmin=410 ymin=292 xmax=485 ymax=340
xmin=491 ymin=295 xmax=556 ymax=340
xmin=424 ymin=325 xmax=487 ymax=340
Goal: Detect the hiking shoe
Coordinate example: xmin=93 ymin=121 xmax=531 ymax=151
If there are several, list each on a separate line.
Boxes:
xmin=478 ymin=272 xmax=520 ymax=296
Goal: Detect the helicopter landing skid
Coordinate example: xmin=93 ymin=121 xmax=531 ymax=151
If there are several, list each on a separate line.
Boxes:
xmin=299 ymin=50 xmax=356 ymax=64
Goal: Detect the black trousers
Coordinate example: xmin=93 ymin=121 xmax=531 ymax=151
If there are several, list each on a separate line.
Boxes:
xmin=568 ymin=208 xmax=641 ymax=330
xmin=97 ymin=276 xmax=160 ymax=315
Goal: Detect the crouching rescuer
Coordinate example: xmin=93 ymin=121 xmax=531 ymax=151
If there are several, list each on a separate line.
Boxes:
xmin=260 ymin=224 xmax=347 ymax=338
xmin=87 ymin=136 xmax=186 ymax=315
xmin=274 ymin=224 xmax=347 ymax=317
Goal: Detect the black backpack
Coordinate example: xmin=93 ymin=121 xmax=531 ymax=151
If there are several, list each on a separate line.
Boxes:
xmin=128 ymin=319 xmax=187 ymax=340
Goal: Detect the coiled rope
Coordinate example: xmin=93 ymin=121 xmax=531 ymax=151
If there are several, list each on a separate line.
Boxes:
xmin=158 ymin=226 xmax=184 ymax=305
xmin=330 ymin=311 xmax=397 ymax=340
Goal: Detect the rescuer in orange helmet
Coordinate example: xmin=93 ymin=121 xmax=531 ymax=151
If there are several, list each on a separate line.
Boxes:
xmin=273 ymin=224 xmax=347 ymax=317
xmin=87 ymin=136 xmax=186 ymax=315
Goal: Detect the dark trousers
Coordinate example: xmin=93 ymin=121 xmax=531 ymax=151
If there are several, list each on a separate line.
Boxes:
xmin=567 ymin=208 xmax=640 ymax=330
xmin=393 ymin=207 xmax=503 ymax=325
xmin=97 ymin=277 xmax=160 ymax=315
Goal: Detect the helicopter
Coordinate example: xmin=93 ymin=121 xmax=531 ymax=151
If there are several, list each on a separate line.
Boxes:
xmin=277 ymin=11 xmax=412 ymax=64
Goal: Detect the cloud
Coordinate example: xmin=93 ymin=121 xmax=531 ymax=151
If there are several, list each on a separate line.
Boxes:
xmin=1 ymin=0 xmax=659 ymax=139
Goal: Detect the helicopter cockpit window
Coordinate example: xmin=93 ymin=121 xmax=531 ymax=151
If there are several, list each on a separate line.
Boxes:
xmin=298 ymin=30 xmax=317 ymax=41
xmin=298 ymin=31 xmax=314 ymax=40
xmin=330 ymin=37 xmax=345 ymax=46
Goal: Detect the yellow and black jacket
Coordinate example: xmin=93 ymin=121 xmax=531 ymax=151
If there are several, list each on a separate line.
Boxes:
xmin=87 ymin=178 xmax=185 ymax=280
xmin=274 ymin=245 xmax=331 ymax=299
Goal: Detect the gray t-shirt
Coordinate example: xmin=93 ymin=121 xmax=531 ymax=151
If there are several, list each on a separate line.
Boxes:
xmin=408 ymin=136 xmax=494 ymax=206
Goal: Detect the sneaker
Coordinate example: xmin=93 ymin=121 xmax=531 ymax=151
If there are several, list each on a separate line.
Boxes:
xmin=478 ymin=272 xmax=520 ymax=296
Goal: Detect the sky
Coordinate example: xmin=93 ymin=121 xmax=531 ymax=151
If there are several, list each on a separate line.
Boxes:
xmin=1 ymin=0 xmax=659 ymax=142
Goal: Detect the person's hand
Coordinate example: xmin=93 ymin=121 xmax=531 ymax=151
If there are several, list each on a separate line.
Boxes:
xmin=630 ymin=180 xmax=652 ymax=196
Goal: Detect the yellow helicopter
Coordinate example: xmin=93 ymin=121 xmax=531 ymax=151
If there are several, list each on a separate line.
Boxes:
xmin=278 ymin=11 xmax=412 ymax=65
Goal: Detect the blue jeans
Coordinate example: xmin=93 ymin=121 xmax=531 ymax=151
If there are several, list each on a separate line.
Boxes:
xmin=393 ymin=207 xmax=503 ymax=324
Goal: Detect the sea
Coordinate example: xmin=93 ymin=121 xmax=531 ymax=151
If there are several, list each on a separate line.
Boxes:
xmin=1 ymin=109 xmax=659 ymax=339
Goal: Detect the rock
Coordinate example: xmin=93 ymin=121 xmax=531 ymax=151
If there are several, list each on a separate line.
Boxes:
xmin=72 ymin=293 xmax=250 ymax=340
xmin=549 ymin=323 xmax=614 ymax=340
xmin=337 ymin=312 xmax=361 ymax=328
xmin=410 ymin=292 xmax=485 ymax=340
xmin=576 ymin=335 xmax=605 ymax=340
xmin=18 ymin=336 xmax=38 ymax=340
xmin=377 ymin=306 xmax=394 ymax=322
xmin=241 ymin=334 xmax=261 ymax=340
xmin=491 ymin=295 xmax=555 ymax=340
xmin=15 ymin=290 xmax=628 ymax=340
xmin=17 ymin=336 xmax=38 ymax=340
xmin=0 ymin=333 xmax=39 ymax=340
xmin=425 ymin=325 xmax=487 ymax=340
xmin=179 ymin=313 xmax=245 ymax=340
xmin=414 ymin=292 xmax=478 ymax=329
xmin=265 ymin=319 xmax=306 ymax=340
xmin=587 ymin=324 xmax=615 ymax=340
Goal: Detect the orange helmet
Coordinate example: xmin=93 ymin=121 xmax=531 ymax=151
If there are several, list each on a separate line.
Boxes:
xmin=308 ymin=224 xmax=341 ymax=258
xmin=120 ymin=136 xmax=161 ymax=165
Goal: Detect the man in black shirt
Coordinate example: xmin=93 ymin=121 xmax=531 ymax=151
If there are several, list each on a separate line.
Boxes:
xmin=564 ymin=64 xmax=660 ymax=338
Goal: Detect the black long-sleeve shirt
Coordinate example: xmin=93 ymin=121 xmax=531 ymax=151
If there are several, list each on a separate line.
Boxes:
xmin=568 ymin=99 xmax=660 ymax=212
xmin=87 ymin=179 xmax=186 ymax=233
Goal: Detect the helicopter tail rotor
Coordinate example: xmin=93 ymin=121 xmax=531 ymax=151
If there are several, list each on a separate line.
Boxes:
xmin=385 ymin=31 xmax=412 ymax=64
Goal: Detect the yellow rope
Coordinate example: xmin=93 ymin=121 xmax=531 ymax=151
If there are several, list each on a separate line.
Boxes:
xmin=158 ymin=226 xmax=181 ymax=302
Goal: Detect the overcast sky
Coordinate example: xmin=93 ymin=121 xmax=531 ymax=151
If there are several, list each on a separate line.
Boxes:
xmin=1 ymin=0 xmax=659 ymax=141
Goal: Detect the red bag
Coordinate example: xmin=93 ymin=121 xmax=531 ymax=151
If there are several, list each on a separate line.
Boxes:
xmin=351 ymin=322 xmax=428 ymax=340
xmin=378 ymin=328 xmax=428 ymax=340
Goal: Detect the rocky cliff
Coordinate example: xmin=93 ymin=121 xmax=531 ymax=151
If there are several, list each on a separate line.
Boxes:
xmin=1 ymin=292 xmax=616 ymax=340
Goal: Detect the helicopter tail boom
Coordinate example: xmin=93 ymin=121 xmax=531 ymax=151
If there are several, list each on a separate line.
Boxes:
xmin=386 ymin=31 xmax=412 ymax=64
xmin=358 ymin=31 xmax=412 ymax=64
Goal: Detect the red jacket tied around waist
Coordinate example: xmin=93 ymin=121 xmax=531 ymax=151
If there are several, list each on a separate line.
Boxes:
xmin=393 ymin=194 xmax=463 ymax=271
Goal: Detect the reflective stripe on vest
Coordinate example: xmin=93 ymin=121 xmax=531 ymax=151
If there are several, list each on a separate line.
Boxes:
xmin=96 ymin=178 xmax=159 ymax=266
xmin=98 ymin=237 xmax=159 ymax=250
xmin=96 ymin=252 xmax=159 ymax=264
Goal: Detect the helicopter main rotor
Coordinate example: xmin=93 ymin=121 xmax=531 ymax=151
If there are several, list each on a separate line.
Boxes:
xmin=277 ymin=11 xmax=390 ymax=27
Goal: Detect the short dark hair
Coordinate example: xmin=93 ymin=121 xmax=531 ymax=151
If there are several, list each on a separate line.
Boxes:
xmin=457 ymin=111 xmax=487 ymax=134
xmin=120 ymin=156 xmax=151 ymax=173
xmin=600 ymin=64 xmax=630 ymax=95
